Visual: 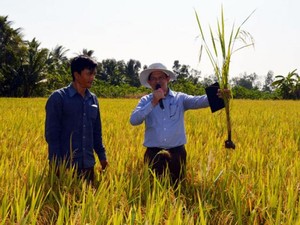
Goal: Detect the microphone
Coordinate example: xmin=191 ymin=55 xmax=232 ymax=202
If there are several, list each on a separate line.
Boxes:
xmin=155 ymin=84 xmax=164 ymax=109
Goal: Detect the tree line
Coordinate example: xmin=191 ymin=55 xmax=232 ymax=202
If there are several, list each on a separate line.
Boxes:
xmin=1 ymin=15 xmax=299 ymax=99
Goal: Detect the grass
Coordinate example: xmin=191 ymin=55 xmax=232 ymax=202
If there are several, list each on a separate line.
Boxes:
xmin=0 ymin=98 xmax=299 ymax=224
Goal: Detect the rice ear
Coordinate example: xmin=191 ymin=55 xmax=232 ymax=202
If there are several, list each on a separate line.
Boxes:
xmin=195 ymin=6 xmax=255 ymax=149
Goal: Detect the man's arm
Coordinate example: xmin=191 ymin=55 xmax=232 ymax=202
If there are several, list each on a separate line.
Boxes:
xmin=130 ymin=96 xmax=154 ymax=126
xmin=45 ymin=92 xmax=63 ymax=162
xmin=92 ymin=99 xmax=108 ymax=170
xmin=182 ymin=94 xmax=210 ymax=110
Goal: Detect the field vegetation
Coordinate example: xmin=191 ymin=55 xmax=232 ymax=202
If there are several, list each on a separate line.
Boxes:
xmin=0 ymin=98 xmax=299 ymax=224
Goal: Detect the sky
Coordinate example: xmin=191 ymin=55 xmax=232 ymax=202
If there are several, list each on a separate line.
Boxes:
xmin=2 ymin=0 xmax=300 ymax=80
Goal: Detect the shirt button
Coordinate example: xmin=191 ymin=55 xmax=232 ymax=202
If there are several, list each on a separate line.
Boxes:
xmin=164 ymin=128 xmax=166 ymax=131
xmin=164 ymin=139 xmax=167 ymax=141
xmin=83 ymin=113 xmax=86 ymax=116
xmin=83 ymin=136 xmax=85 ymax=139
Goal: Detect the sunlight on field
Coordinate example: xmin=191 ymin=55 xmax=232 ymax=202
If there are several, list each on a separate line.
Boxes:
xmin=0 ymin=98 xmax=299 ymax=224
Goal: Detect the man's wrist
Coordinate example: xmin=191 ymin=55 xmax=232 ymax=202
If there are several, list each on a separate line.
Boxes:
xmin=151 ymin=99 xmax=158 ymax=106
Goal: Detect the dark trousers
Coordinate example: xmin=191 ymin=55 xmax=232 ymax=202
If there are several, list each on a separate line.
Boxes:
xmin=52 ymin=164 xmax=95 ymax=183
xmin=77 ymin=167 xmax=95 ymax=183
xmin=144 ymin=145 xmax=187 ymax=185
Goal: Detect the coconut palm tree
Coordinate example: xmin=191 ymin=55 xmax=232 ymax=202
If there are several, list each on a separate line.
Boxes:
xmin=19 ymin=38 xmax=49 ymax=97
xmin=0 ymin=16 xmax=26 ymax=96
xmin=47 ymin=45 xmax=69 ymax=74
xmin=81 ymin=48 xmax=95 ymax=57
xmin=0 ymin=16 xmax=24 ymax=62
xmin=124 ymin=59 xmax=141 ymax=87
xmin=272 ymin=69 xmax=299 ymax=99
xmin=100 ymin=59 xmax=126 ymax=85
xmin=45 ymin=45 xmax=71 ymax=92
xmin=49 ymin=45 xmax=69 ymax=63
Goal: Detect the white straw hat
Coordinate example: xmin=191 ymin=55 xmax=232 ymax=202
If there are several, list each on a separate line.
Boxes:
xmin=139 ymin=63 xmax=176 ymax=88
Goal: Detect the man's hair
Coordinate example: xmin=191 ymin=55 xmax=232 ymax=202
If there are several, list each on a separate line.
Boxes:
xmin=71 ymin=55 xmax=97 ymax=80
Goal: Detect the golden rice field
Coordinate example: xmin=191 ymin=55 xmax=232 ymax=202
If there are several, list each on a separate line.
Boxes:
xmin=0 ymin=98 xmax=299 ymax=225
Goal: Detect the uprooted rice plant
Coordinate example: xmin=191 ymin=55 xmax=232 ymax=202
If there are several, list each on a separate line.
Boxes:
xmin=0 ymin=98 xmax=299 ymax=224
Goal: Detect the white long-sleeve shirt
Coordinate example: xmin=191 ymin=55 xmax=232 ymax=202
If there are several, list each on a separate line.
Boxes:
xmin=130 ymin=89 xmax=209 ymax=148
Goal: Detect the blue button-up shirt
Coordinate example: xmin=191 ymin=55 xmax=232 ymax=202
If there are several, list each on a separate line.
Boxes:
xmin=130 ymin=89 xmax=209 ymax=148
xmin=45 ymin=84 xmax=106 ymax=169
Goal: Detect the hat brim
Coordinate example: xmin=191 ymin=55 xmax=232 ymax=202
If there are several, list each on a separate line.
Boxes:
xmin=139 ymin=68 xmax=176 ymax=88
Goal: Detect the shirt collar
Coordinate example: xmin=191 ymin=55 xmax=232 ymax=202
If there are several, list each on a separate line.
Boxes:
xmin=167 ymin=88 xmax=176 ymax=97
xmin=67 ymin=83 xmax=92 ymax=98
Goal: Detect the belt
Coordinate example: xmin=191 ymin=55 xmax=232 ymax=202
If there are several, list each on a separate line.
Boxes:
xmin=147 ymin=145 xmax=185 ymax=152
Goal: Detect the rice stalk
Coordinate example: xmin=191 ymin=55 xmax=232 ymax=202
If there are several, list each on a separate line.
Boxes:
xmin=195 ymin=5 xmax=255 ymax=149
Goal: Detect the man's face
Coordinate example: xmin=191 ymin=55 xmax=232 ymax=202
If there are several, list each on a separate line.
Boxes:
xmin=75 ymin=68 xmax=96 ymax=88
xmin=147 ymin=71 xmax=170 ymax=91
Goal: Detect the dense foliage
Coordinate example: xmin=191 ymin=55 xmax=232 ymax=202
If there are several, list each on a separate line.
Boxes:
xmin=0 ymin=15 xmax=299 ymax=99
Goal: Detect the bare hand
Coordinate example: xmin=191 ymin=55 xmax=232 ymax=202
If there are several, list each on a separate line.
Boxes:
xmin=217 ymin=89 xmax=231 ymax=99
xmin=152 ymin=88 xmax=164 ymax=106
xmin=100 ymin=160 xmax=108 ymax=170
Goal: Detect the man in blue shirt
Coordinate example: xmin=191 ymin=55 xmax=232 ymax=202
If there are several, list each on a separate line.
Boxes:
xmin=130 ymin=62 xmax=224 ymax=186
xmin=45 ymin=55 xmax=108 ymax=183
